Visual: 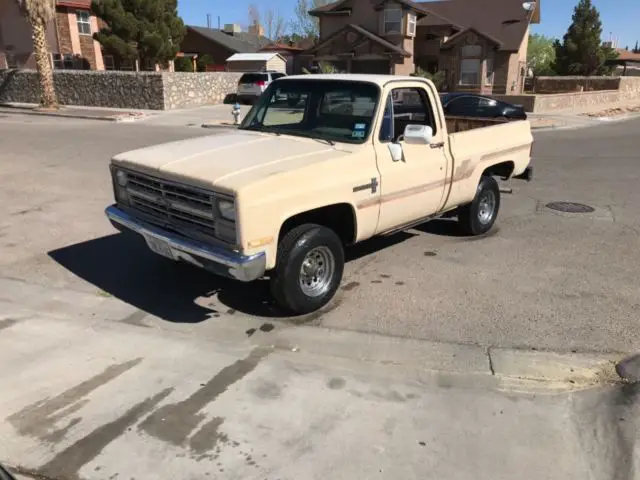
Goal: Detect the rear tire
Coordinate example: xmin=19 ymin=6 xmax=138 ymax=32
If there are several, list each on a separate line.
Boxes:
xmin=458 ymin=176 xmax=501 ymax=236
xmin=270 ymin=224 xmax=345 ymax=315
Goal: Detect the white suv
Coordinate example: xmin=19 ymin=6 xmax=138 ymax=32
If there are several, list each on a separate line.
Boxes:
xmin=236 ymin=71 xmax=287 ymax=104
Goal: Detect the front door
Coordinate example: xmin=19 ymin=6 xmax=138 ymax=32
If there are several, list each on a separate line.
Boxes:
xmin=373 ymin=86 xmax=448 ymax=233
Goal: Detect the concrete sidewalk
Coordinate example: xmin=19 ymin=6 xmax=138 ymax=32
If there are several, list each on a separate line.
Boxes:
xmin=0 ymin=103 xmax=149 ymax=123
xmin=0 ymin=277 xmax=637 ymax=480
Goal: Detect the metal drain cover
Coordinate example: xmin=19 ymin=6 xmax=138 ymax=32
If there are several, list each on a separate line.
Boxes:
xmin=546 ymin=201 xmax=595 ymax=213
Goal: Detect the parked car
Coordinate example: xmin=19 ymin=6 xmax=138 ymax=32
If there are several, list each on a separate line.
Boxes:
xmin=236 ymin=71 xmax=287 ymax=104
xmin=440 ymin=93 xmax=527 ymax=120
xmin=106 ymin=75 xmax=533 ymax=314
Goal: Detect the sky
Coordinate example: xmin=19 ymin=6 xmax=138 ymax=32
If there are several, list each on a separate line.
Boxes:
xmin=178 ymin=0 xmax=640 ymax=50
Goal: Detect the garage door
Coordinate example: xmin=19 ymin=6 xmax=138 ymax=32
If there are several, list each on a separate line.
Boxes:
xmin=352 ymin=60 xmax=390 ymax=74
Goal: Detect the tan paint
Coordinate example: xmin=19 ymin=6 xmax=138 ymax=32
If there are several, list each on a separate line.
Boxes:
xmin=90 ymin=15 xmax=104 ymax=70
xmin=111 ymin=74 xmax=533 ymax=270
xmin=67 ymin=10 xmax=81 ymax=55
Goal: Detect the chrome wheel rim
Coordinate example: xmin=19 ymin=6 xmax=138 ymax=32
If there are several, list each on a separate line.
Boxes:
xmin=477 ymin=190 xmax=496 ymax=225
xmin=299 ymin=246 xmax=335 ymax=297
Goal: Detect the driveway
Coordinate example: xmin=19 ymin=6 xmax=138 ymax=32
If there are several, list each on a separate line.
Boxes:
xmin=1 ymin=114 xmax=639 ymax=353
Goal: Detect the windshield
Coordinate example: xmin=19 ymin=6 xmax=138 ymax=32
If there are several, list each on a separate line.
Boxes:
xmin=239 ymin=79 xmax=380 ymax=144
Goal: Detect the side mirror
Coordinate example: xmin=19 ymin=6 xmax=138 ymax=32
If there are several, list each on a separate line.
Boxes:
xmin=402 ymin=124 xmax=433 ymax=145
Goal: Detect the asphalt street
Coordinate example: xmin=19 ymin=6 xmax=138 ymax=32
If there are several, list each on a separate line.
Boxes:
xmin=1 ymin=114 xmax=639 ymax=353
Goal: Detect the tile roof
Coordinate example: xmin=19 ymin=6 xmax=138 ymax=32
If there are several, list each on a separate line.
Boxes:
xmin=187 ymin=26 xmax=270 ymax=53
xmin=616 ymin=49 xmax=640 ymax=62
xmin=417 ymin=0 xmax=533 ymax=51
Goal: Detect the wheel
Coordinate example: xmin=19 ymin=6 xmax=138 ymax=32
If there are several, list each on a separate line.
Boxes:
xmin=270 ymin=224 xmax=345 ymax=314
xmin=458 ymin=176 xmax=501 ymax=236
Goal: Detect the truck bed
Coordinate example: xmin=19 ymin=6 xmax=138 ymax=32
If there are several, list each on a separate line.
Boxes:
xmin=445 ymin=116 xmax=510 ymax=133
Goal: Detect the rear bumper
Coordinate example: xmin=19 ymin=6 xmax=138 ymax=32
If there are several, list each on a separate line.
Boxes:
xmin=105 ymin=205 xmax=266 ymax=282
xmin=513 ymin=166 xmax=533 ymax=182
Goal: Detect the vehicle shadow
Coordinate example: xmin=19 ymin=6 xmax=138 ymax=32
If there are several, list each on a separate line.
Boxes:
xmin=48 ymin=231 xmax=416 ymax=323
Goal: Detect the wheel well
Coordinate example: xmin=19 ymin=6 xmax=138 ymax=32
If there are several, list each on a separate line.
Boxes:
xmin=482 ymin=161 xmax=515 ymax=180
xmin=279 ymin=204 xmax=357 ymax=245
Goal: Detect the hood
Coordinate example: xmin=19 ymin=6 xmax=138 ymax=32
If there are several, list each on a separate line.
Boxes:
xmin=112 ymin=131 xmax=351 ymax=191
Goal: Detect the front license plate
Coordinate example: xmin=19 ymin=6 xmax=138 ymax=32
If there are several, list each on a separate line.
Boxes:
xmin=144 ymin=235 xmax=174 ymax=260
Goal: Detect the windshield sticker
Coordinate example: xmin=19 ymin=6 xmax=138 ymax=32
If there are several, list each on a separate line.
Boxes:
xmin=352 ymin=130 xmax=366 ymax=139
xmin=354 ymin=123 xmax=366 ymax=130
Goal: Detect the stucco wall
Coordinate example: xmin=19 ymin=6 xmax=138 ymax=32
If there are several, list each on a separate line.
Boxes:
xmin=534 ymin=76 xmax=621 ymax=93
xmin=0 ymin=69 xmax=242 ymax=110
xmin=493 ymin=77 xmax=640 ymax=112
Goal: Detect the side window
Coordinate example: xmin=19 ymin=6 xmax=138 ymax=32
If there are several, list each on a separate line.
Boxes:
xmin=379 ymin=87 xmax=437 ymax=142
xmin=271 ymin=73 xmax=285 ymax=80
xmin=379 ymin=94 xmax=394 ymax=142
xmin=445 ymin=96 xmax=479 ymax=116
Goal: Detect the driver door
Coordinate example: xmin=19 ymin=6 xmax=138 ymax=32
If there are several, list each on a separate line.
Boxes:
xmin=373 ymin=86 xmax=448 ymax=233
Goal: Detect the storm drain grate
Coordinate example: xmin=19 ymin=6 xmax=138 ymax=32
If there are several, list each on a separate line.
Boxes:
xmin=546 ymin=201 xmax=595 ymax=213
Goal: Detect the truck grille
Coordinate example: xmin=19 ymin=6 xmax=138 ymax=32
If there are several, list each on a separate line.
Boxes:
xmin=123 ymin=170 xmax=235 ymax=243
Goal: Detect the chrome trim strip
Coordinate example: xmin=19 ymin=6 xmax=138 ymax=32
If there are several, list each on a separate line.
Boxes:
xmin=105 ymin=205 xmax=265 ymax=282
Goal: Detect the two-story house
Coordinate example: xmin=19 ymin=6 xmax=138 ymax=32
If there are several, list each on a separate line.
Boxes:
xmin=305 ymin=0 xmax=541 ymax=94
xmin=0 ymin=0 xmax=106 ymax=70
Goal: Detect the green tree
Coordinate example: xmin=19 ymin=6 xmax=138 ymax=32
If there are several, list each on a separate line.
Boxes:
xmin=634 ymin=41 xmax=640 ymax=54
xmin=91 ymin=0 xmax=185 ymax=67
xmin=196 ymin=54 xmax=213 ymax=72
xmin=553 ymin=0 xmax=617 ymax=75
xmin=15 ymin=0 xmax=58 ymax=108
xmin=527 ymin=33 xmax=556 ymax=76
xmin=289 ymin=0 xmax=331 ymax=39
xmin=174 ymin=56 xmax=193 ymax=72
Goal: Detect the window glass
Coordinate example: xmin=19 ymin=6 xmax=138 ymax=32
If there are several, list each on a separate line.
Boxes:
xmin=240 ymin=73 xmax=269 ymax=83
xmin=379 ymin=87 xmax=437 ymax=142
xmin=461 ymin=45 xmax=482 ymax=56
xmin=384 ymin=7 xmax=403 ymax=34
xmin=445 ymin=96 xmax=480 ymax=116
xmin=76 ymin=10 xmax=92 ymax=35
xmin=407 ymin=13 xmax=417 ymax=36
xmin=485 ymin=54 xmax=494 ymax=85
xmin=459 ymin=58 xmax=480 ymax=85
xmin=241 ymin=80 xmax=380 ymax=144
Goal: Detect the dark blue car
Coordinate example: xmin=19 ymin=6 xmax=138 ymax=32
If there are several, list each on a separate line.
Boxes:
xmin=440 ymin=93 xmax=527 ymax=120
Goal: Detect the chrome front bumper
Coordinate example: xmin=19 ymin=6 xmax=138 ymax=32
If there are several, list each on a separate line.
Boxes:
xmin=105 ymin=205 xmax=266 ymax=282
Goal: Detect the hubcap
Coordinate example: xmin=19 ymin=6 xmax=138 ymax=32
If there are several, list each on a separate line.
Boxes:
xmin=477 ymin=190 xmax=496 ymax=225
xmin=299 ymin=246 xmax=335 ymax=297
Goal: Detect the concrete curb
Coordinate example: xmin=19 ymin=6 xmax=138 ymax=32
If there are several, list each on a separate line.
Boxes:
xmin=0 ymin=108 xmax=147 ymax=123
xmin=0 ymin=277 xmax=627 ymax=386
xmin=201 ymin=122 xmax=239 ymax=129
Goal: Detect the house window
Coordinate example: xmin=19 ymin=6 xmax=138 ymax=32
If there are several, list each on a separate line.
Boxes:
xmin=459 ymin=44 xmax=482 ymax=86
xmin=51 ymin=53 xmax=63 ymax=69
xmin=407 ymin=13 xmax=417 ymax=37
xmin=76 ymin=10 xmax=92 ymax=35
xmin=485 ymin=53 xmax=494 ymax=85
xmin=103 ymin=55 xmax=115 ymax=70
xmin=384 ymin=6 xmax=403 ymax=35
xmin=6 ymin=53 xmax=18 ymax=68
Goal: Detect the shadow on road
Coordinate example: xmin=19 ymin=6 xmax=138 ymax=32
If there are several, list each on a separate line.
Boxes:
xmin=48 ymin=231 xmax=416 ymax=323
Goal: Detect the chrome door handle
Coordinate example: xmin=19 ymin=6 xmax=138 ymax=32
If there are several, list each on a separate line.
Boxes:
xmin=430 ymin=142 xmax=445 ymax=149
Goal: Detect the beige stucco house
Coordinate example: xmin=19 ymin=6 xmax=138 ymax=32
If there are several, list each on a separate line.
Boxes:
xmin=305 ymin=0 xmax=541 ymax=94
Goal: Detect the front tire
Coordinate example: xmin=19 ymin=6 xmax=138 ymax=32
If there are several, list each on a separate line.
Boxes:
xmin=458 ymin=176 xmax=501 ymax=236
xmin=270 ymin=224 xmax=345 ymax=315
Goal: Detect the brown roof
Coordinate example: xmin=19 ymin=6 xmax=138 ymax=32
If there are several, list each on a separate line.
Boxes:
xmin=307 ymin=24 xmax=411 ymax=57
xmin=417 ymin=0 xmax=534 ymax=51
xmin=616 ymin=48 xmax=640 ymax=62
xmin=311 ymin=0 xmax=429 ymax=16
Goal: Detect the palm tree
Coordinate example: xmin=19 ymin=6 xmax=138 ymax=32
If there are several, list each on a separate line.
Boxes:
xmin=15 ymin=0 xmax=59 ymax=108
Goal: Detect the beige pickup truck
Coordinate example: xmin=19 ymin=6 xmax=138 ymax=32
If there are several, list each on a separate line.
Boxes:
xmin=106 ymin=74 xmax=533 ymax=314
